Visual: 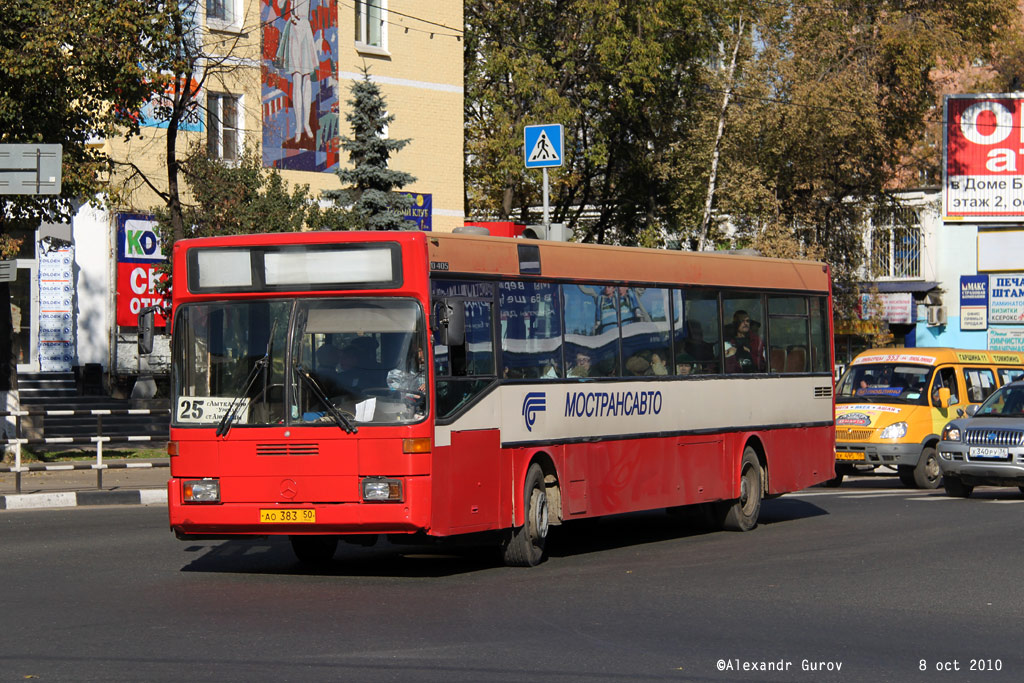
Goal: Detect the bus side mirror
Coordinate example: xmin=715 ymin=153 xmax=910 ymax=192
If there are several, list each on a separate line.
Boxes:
xmin=432 ymin=299 xmax=464 ymax=346
xmin=138 ymin=306 xmax=157 ymax=355
xmin=937 ymin=386 xmax=951 ymax=409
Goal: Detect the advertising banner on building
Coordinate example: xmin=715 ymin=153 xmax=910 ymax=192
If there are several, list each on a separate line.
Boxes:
xmin=988 ymin=273 xmax=1024 ymax=324
xmin=960 ymin=274 xmax=988 ymax=331
xmin=38 ymin=236 xmax=74 ymax=372
xmin=944 ymin=94 xmax=1024 ymax=221
xmin=989 ymin=327 xmax=1024 ymax=352
xmin=859 ymin=292 xmax=914 ymax=324
xmin=401 ymin=192 xmax=432 ymax=230
xmin=116 ymin=213 xmax=167 ymax=327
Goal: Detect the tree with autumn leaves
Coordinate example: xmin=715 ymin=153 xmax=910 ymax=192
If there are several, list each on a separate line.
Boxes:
xmin=465 ymin=0 xmax=1022 ymax=320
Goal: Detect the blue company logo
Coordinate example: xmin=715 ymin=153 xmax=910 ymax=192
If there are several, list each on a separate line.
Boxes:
xmin=522 ymin=391 xmax=547 ymax=432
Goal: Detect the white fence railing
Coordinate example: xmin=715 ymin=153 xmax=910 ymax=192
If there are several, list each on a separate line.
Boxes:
xmin=0 ymin=408 xmax=169 ymax=492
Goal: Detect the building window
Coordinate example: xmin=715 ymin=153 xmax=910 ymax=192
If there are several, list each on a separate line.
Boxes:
xmin=355 ymin=0 xmax=387 ymax=51
xmin=206 ymin=0 xmax=240 ymax=30
xmin=869 ymin=207 xmax=921 ymax=280
xmin=207 ymin=93 xmax=241 ymax=162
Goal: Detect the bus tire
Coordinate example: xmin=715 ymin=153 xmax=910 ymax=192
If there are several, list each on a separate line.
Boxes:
xmin=913 ymin=446 xmax=941 ymax=489
xmin=719 ymin=447 xmax=762 ymax=532
xmin=289 ymin=535 xmax=338 ymax=564
xmin=944 ymin=476 xmax=973 ymax=498
xmin=823 ymin=468 xmax=844 ymax=487
xmin=501 ymin=463 xmax=550 ymax=567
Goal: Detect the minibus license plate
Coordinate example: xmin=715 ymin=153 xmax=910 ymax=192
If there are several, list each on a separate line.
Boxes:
xmin=260 ymin=509 xmax=316 ymax=523
xmin=968 ymin=446 xmax=1009 ymax=460
xmin=835 ymin=451 xmax=864 ymax=461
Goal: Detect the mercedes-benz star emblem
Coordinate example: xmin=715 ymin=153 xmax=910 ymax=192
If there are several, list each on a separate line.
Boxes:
xmin=280 ymin=479 xmax=297 ymax=499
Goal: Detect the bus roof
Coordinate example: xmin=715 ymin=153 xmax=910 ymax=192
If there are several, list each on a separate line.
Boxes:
xmin=426 ymin=232 xmax=830 ymax=292
xmin=851 ymin=348 xmax=1024 ymax=366
xmin=173 ymin=230 xmax=831 ymax=293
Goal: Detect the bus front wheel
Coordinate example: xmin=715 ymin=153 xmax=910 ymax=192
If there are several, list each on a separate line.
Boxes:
xmin=502 ymin=464 xmax=550 ymax=567
xmin=913 ymin=446 xmax=941 ymax=489
xmin=717 ymin=447 xmax=763 ymax=532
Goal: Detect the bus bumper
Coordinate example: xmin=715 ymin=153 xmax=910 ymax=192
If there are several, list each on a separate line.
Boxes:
xmin=835 ymin=441 xmax=922 ymax=468
xmin=168 ymin=475 xmax=432 ymax=537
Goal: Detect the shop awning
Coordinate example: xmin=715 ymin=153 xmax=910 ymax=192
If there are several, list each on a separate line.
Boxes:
xmin=860 ymin=281 xmax=939 ymax=294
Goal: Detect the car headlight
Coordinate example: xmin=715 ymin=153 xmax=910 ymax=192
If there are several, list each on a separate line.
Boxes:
xmin=942 ymin=424 xmax=961 ymax=442
xmin=880 ymin=422 xmax=908 ymax=440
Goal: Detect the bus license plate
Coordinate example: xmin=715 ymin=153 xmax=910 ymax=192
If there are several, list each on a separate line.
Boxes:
xmin=969 ymin=446 xmax=1009 ymax=460
xmin=835 ymin=451 xmax=864 ymax=461
xmin=260 ymin=509 xmax=316 ymax=523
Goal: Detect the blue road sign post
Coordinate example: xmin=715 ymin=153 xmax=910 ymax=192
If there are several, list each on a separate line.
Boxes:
xmin=524 ymin=125 xmax=563 ymax=231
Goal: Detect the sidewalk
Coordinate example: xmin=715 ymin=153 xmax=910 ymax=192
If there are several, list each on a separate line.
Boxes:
xmin=0 ymin=460 xmax=169 ymax=510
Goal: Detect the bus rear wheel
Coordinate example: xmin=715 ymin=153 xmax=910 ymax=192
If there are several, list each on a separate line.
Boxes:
xmin=501 ymin=464 xmax=550 ymax=567
xmin=717 ymin=447 xmax=763 ymax=532
xmin=289 ymin=535 xmax=339 ymax=564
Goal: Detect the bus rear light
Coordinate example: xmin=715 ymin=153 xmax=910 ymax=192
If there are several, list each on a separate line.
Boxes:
xmin=167 ymin=441 xmax=179 ymax=457
xmin=402 ymin=438 xmax=431 ymax=454
xmin=362 ymin=476 xmax=403 ymax=502
xmin=183 ymin=478 xmax=220 ymax=503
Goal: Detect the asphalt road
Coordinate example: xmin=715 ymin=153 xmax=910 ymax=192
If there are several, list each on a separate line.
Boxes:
xmin=1 ymin=473 xmax=1022 ymax=682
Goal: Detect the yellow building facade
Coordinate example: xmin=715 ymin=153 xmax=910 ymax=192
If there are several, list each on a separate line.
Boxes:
xmin=16 ymin=1 xmax=463 ymax=380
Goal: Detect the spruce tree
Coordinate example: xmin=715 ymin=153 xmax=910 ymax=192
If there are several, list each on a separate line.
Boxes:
xmin=325 ymin=67 xmax=417 ymax=230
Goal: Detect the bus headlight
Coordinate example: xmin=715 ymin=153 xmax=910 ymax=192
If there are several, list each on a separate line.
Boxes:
xmin=183 ymin=478 xmax=220 ymax=503
xmin=880 ymin=422 xmax=908 ymax=440
xmin=362 ymin=476 xmax=403 ymax=502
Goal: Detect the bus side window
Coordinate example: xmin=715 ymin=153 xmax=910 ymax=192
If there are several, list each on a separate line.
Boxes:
xmin=675 ymin=288 xmax=720 ymax=375
xmin=999 ymin=368 xmax=1024 ymax=385
xmin=963 ymin=367 xmax=995 ymax=403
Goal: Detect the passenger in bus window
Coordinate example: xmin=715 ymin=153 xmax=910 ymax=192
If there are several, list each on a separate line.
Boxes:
xmin=542 ymin=356 xmax=560 ymax=378
xmin=724 ymin=310 xmax=764 ymax=373
xmin=650 ymin=352 xmax=669 ymax=375
xmin=568 ymin=351 xmax=592 ymax=377
xmin=684 ymin=321 xmax=716 ymax=362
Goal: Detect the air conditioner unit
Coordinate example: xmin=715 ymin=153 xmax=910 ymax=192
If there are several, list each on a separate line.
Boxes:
xmin=927 ymin=305 xmax=947 ymax=326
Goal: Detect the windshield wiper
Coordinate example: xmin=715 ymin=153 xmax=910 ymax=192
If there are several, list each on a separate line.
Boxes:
xmin=293 ymin=363 xmax=358 ymax=434
xmin=216 ymin=356 xmax=269 ymax=437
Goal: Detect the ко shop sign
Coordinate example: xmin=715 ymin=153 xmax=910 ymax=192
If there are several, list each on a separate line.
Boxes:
xmin=116 ymin=263 xmax=167 ymax=326
xmin=944 ymin=94 xmax=1024 ymax=220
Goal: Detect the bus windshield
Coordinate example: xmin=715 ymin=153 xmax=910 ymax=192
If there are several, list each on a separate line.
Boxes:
xmin=172 ymin=298 xmax=427 ymax=428
xmin=836 ymin=363 xmax=934 ymax=406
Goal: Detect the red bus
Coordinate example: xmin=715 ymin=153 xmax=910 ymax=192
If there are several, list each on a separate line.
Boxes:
xmin=164 ymin=230 xmax=836 ymax=566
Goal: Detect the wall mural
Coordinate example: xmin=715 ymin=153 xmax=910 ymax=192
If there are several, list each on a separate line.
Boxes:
xmin=261 ymin=0 xmax=339 ymax=172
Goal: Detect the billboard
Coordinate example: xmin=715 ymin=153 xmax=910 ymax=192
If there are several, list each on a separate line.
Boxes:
xmin=943 ymin=93 xmax=1024 ymax=221
xmin=115 ymin=214 xmax=167 ymax=327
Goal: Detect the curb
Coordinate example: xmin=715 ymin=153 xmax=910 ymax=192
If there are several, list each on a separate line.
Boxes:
xmin=0 ymin=488 xmax=167 ymax=511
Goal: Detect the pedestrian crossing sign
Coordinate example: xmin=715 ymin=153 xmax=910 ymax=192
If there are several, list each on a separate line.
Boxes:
xmin=524 ymin=124 xmax=563 ymax=168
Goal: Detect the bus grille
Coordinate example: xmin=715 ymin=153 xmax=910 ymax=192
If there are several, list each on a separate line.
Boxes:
xmin=256 ymin=443 xmax=319 ymax=457
xmin=815 ymin=386 xmax=833 ymax=398
xmin=963 ymin=429 xmax=1024 ymax=447
xmin=836 ymin=427 xmax=874 ymax=441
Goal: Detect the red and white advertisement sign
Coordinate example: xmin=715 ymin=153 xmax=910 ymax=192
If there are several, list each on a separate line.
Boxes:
xmin=944 ymin=94 xmax=1024 ymax=220
xmin=116 ymin=263 xmax=167 ymax=327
